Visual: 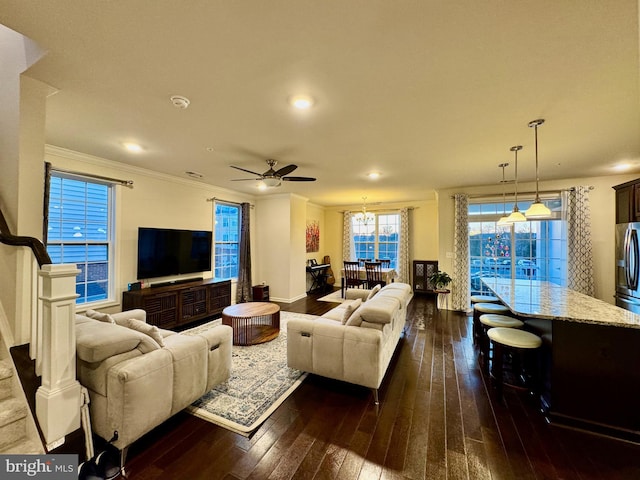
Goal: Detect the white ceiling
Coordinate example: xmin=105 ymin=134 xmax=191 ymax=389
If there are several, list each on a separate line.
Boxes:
xmin=2 ymin=1 xmax=639 ymax=206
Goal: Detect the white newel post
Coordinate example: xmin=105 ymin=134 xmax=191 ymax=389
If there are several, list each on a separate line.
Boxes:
xmin=36 ymin=263 xmax=82 ymax=446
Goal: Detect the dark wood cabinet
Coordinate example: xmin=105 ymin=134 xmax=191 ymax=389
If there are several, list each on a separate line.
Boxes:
xmin=412 ymin=260 xmax=438 ymax=294
xmin=613 ymin=178 xmax=640 ymax=223
xmin=252 ymin=284 xmax=269 ymax=301
xmin=122 ymin=279 xmax=231 ymax=329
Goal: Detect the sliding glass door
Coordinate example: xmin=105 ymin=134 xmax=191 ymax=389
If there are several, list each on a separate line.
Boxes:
xmin=468 ymin=198 xmax=566 ymax=296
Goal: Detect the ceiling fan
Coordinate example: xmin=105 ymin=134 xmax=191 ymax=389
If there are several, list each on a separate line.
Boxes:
xmin=230 ymin=159 xmax=316 ymax=187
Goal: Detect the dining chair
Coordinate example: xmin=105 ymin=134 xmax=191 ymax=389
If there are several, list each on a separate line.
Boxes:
xmin=364 ymin=261 xmax=386 ymax=289
xmin=357 ymin=258 xmax=372 ymax=267
xmin=343 ymin=261 xmax=366 ymax=295
xmin=376 ymin=258 xmax=391 ymax=267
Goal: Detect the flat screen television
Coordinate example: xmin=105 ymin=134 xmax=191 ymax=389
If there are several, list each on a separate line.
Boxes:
xmin=137 ymin=227 xmax=213 ymax=279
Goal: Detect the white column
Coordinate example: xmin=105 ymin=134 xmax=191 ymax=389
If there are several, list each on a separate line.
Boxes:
xmin=36 ymin=263 xmax=82 ymax=445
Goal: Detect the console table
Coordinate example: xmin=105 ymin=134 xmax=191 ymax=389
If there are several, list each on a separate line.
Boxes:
xmin=222 ymin=302 xmax=280 ymax=345
xmin=122 ymin=278 xmax=231 ymax=329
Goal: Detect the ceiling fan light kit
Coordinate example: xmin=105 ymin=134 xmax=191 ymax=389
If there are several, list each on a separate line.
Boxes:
xmin=262 ymin=177 xmax=281 ymax=187
xmin=230 ymin=158 xmax=316 ymax=188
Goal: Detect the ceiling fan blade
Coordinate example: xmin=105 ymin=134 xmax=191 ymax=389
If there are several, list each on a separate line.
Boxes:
xmin=231 ymin=178 xmax=262 ymax=181
xmin=230 ymin=165 xmax=264 ymax=177
xmin=275 ymin=164 xmax=298 ymax=177
xmin=282 ymin=176 xmax=316 ymax=182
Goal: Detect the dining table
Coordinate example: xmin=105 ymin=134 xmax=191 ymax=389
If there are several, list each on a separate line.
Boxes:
xmin=340 ymin=267 xmax=396 ymax=295
xmin=481 ymin=277 xmax=640 ymax=443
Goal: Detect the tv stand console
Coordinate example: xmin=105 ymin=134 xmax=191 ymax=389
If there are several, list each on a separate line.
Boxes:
xmin=122 ymin=278 xmax=231 ymax=329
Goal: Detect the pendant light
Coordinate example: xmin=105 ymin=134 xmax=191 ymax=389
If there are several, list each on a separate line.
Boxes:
xmin=506 ymin=145 xmax=527 ymax=223
xmin=497 ymin=162 xmax=510 ymax=226
xmin=524 ymin=118 xmax=552 ymax=218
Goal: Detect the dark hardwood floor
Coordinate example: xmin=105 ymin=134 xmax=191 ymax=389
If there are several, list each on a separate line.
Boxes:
xmin=121 ymin=291 xmax=640 ymax=479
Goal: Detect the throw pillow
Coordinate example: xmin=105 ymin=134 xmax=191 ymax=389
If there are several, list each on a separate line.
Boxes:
xmin=342 ymin=298 xmax=362 ymax=324
xmin=345 ymin=309 xmax=363 ymax=327
xmin=119 ymin=318 xmax=165 ymax=347
xmin=366 ymin=284 xmax=382 ymax=301
xmin=84 ymin=309 xmax=116 ymax=324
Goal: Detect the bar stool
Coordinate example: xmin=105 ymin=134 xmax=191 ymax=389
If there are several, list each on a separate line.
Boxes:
xmin=479 ymin=314 xmax=524 ymax=372
xmin=472 ymin=302 xmax=510 ymax=346
xmin=487 ymin=327 xmax=542 ymax=402
xmin=470 ymin=294 xmax=500 ymax=305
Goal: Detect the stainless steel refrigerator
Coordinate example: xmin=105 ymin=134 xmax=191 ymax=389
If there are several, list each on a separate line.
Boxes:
xmin=615 ymin=222 xmax=640 ymax=313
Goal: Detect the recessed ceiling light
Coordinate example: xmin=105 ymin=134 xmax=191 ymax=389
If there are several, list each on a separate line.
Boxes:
xmin=290 ymin=95 xmax=314 ymax=110
xmin=368 ymin=172 xmax=381 ymax=179
xmin=613 ymin=163 xmax=632 ymax=172
xmin=124 ymin=143 xmax=143 ymax=153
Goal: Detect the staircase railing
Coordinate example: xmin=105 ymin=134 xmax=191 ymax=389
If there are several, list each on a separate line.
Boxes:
xmin=0 ymin=208 xmax=81 ymax=448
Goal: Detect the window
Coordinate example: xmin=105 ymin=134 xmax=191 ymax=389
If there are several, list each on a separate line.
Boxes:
xmin=46 ymin=174 xmax=113 ymax=305
xmin=469 ymin=197 xmax=566 ymax=296
xmin=352 ymin=213 xmax=400 ymax=268
xmin=214 ymin=203 xmax=240 ymax=280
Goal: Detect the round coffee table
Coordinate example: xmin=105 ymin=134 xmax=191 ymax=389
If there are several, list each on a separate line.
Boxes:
xmin=221 ymin=302 xmax=280 ymax=345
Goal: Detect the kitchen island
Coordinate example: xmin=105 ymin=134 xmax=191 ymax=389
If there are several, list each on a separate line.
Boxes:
xmin=481 ymin=278 xmax=640 ymax=443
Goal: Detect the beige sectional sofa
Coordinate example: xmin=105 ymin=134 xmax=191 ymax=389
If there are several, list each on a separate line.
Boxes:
xmin=287 ymin=282 xmax=413 ymax=403
xmin=75 ymin=309 xmax=232 ymax=460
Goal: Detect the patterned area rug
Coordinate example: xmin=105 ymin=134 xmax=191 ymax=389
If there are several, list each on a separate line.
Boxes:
xmin=182 ymin=311 xmax=318 ymax=436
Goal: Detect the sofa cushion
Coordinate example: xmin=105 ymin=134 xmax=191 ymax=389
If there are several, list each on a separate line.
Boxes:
xmin=367 ymin=284 xmax=382 ymax=301
xmin=85 ymin=309 xmax=116 ymax=324
xmin=358 ymin=296 xmax=400 ymax=324
xmin=342 ymin=298 xmax=362 ymax=324
xmin=344 ymin=289 xmax=371 ymax=302
xmin=345 ymin=310 xmax=363 ymax=327
xmin=76 ymin=321 xmax=160 ymax=363
xmin=379 ymin=282 xmax=412 ymax=296
xmin=322 ymin=299 xmax=357 ymax=323
xmin=361 ymin=320 xmax=386 ymax=331
xmin=117 ymin=318 xmax=166 ymax=347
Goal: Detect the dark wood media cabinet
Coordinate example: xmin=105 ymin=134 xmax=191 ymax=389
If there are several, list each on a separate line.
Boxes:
xmin=122 ymin=278 xmax=231 ymax=329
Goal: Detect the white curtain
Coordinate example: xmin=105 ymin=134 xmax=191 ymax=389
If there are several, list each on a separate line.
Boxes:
xmin=342 ymin=211 xmax=353 ymax=263
xmin=452 ymin=194 xmax=470 ymax=311
xmin=397 ymin=208 xmax=410 ymax=283
xmin=565 ymin=186 xmax=594 ymax=296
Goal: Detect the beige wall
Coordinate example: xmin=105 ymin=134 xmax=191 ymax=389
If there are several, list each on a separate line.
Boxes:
xmin=45 ymin=146 xmax=258 ymax=313
xmin=255 ymin=193 xmax=308 ymax=302
xmin=321 ymin=199 xmax=440 ymax=284
xmin=437 ymin=173 xmax=640 ymax=305
xmin=0 ymin=29 xmax=47 ymax=344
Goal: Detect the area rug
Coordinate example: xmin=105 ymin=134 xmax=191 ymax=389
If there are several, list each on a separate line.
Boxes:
xmin=317 ymin=290 xmax=345 ymax=303
xmin=181 ymin=311 xmax=319 ymax=436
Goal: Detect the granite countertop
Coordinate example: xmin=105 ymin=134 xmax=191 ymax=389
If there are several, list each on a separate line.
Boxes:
xmin=480 ymin=278 xmax=640 ymax=329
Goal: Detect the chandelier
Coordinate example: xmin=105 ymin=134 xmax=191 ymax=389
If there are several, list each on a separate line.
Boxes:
xmin=355 ymin=196 xmax=375 ymax=225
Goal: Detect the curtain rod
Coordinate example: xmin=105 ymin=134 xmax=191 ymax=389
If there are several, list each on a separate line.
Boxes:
xmin=455 ymin=186 xmax=594 ymax=199
xmin=207 ymin=197 xmax=254 ymax=208
xmin=340 ymin=206 xmax=416 ymax=213
xmin=51 ymin=166 xmax=134 ymax=187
